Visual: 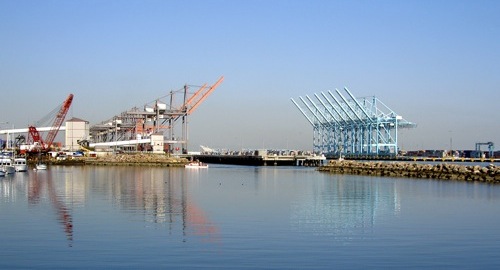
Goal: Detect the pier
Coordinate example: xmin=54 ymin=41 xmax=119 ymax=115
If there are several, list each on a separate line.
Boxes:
xmin=193 ymin=150 xmax=326 ymax=166
xmin=337 ymin=155 xmax=500 ymax=163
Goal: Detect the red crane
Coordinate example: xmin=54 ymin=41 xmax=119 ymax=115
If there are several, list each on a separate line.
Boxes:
xmin=28 ymin=94 xmax=74 ymax=152
xmin=184 ymin=76 xmax=224 ymax=115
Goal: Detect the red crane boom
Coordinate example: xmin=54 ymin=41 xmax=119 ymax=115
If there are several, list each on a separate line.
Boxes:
xmin=28 ymin=94 xmax=74 ymax=152
xmin=186 ymin=76 xmax=224 ymax=115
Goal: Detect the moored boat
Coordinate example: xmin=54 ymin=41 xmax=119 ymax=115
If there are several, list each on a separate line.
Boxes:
xmin=0 ymin=158 xmax=16 ymax=174
xmin=185 ymin=161 xmax=208 ymax=168
xmin=35 ymin=163 xmax=47 ymax=170
xmin=14 ymin=158 xmax=28 ymax=172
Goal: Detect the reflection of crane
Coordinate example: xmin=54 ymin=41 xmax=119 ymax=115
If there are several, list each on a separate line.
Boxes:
xmin=475 ymin=142 xmax=495 ymax=158
xmin=27 ymin=94 xmax=74 ymax=152
xmin=28 ymin=171 xmax=73 ymax=245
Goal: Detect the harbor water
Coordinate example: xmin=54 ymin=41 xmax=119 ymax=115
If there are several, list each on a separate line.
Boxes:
xmin=1 ymin=165 xmax=500 ymax=269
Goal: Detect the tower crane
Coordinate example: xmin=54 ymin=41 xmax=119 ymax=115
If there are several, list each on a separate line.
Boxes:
xmin=27 ymin=94 xmax=74 ymax=152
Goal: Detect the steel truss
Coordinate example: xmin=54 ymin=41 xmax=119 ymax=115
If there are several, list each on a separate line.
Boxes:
xmin=291 ymin=88 xmax=415 ymax=157
xmin=89 ymin=77 xmax=223 ymax=153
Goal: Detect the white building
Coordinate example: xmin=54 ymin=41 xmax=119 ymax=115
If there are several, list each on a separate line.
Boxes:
xmin=151 ymin=133 xmax=165 ymax=153
xmin=65 ymin=117 xmax=90 ymax=151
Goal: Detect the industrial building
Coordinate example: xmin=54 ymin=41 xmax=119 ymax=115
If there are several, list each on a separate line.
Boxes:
xmin=0 ymin=77 xmax=223 ymax=155
xmin=81 ymin=76 xmax=224 ymax=154
xmin=65 ymin=117 xmax=90 ymax=152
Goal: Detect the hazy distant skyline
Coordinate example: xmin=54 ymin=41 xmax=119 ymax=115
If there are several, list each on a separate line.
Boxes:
xmin=1 ymin=0 xmax=499 ymax=151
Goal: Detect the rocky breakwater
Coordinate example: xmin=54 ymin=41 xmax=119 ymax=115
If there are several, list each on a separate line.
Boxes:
xmin=318 ymin=160 xmax=500 ymax=183
xmin=83 ymin=153 xmax=188 ymax=167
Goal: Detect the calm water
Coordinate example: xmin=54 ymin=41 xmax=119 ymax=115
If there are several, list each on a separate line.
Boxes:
xmin=1 ymin=165 xmax=500 ymax=269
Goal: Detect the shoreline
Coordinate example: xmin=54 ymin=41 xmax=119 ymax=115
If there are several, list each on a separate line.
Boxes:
xmin=318 ymin=160 xmax=500 ymax=184
xmin=32 ymin=155 xmax=500 ymax=183
xmin=39 ymin=153 xmax=189 ymax=167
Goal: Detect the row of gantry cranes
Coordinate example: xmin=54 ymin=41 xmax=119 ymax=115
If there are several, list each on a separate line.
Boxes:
xmin=291 ymin=87 xmax=497 ymax=158
xmin=1 ymin=76 xmax=496 ymax=159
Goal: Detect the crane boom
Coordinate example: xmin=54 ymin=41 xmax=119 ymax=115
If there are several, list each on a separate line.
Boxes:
xmin=188 ymin=76 xmax=224 ymax=115
xmin=28 ymin=94 xmax=74 ymax=152
xmin=28 ymin=126 xmax=44 ymax=148
xmin=45 ymin=94 xmax=73 ymax=148
xmin=184 ymin=83 xmax=207 ymax=110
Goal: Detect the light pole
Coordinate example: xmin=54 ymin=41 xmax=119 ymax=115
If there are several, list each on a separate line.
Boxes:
xmin=449 ymin=130 xmax=453 ymax=148
xmin=448 ymin=130 xmax=453 ymax=157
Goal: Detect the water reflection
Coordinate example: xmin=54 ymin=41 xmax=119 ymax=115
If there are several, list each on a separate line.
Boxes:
xmin=0 ymin=174 xmax=19 ymax=202
xmin=290 ymin=174 xmax=401 ymax=238
xmin=3 ymin=166 xmax=497 ymax=248
xmin=87 ymin=166 xmax=219 ymax=242
xmin=28 ymin=171 xmax=74 ymax=246
xmin=0 ymin=166 xmax=219 ymax=245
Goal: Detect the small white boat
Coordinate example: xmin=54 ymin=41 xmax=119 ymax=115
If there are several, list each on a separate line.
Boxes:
xmin=35 ymin=163 xmax=47 ymax=170
xmin=0 ymin=158 xmax=16 ymax=175
xmin=185 ymin=161 xmax=208 ymax=168
xmin=14 ymin=158 xmax=28 ymax=172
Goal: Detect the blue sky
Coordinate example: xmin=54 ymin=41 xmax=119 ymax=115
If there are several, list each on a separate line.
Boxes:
xmin=1 ymin=0 xmax=499 ymax=151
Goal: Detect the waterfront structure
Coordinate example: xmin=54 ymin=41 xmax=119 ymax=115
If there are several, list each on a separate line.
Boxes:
xmin=65 ymin=117 xmax=90 ymax=151
xmin=1 ymin=78 xmax=222 ymax=154
xmin=194 ymin=149 xmax=326 ymax=166
xmin=291 ymin=88 xmax=416 ymax=157
xmin=87 ymin=77 xmax=223 ymax=154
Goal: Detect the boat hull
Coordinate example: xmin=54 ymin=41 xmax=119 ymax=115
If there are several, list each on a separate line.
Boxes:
xmin=2 ymin=165 xmax=16 ymax=174
xmin=1 ymin=158 xmax=16 ymax=174
xmin=36 ymin=164 xmax=47 ymax=170
xmin=185 ymin=162 xmax=209 ymax=168
xmin=14 ymin=158 xmax=28 ymax=172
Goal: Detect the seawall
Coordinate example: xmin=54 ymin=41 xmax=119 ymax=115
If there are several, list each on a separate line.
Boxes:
xmin=318 ymin=160 xmax=500 ymax=183
xmin=49 ymin=153 xmax=188 ymax=167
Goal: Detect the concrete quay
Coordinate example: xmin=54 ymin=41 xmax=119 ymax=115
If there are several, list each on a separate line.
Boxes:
xmin=193 ymin=153 xmax=326 ymax=166
xmin=318 ymin=160 xmax=500 ymax=183
xmin=334 ymin=155 xmax=500 ymax=163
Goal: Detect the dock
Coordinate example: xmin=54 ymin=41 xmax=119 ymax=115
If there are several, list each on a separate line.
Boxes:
xmin=193 ymin=150 xmax=326 ymax=166
xmin=336 ymin=155 xmax=500 ymax=163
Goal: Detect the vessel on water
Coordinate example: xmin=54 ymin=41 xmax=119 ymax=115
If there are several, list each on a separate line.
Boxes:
xmin=0 ymin=158 xmax=16 ymax=174
xmin=35 ymin=163 xmax=47 ymax=170
xmin=14 ymin=158 xmax=28 ymax=172
xmin=185 ymin=161 xmax=208 ymax=168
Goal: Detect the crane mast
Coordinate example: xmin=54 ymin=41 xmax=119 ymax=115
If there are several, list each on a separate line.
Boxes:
xmin=45 ymin=94 xmax=73 ymax=148
xmin=28 ymin=94 xmax=74 ymax=152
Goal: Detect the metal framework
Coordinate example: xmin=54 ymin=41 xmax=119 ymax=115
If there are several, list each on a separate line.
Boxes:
xmin=291 ymin=88 xmax=415 ymax=157
xmin=89 ymin=76 xmax=224 ymax=153
xmin=475 ymin=142 xmax=494 ymax=158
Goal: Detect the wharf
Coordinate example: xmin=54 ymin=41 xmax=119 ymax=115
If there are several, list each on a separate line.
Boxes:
xmin=193 ymin=152 xmax=326 ymax=166
xmin=338 ymin=155 xmax=500 ymax=163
